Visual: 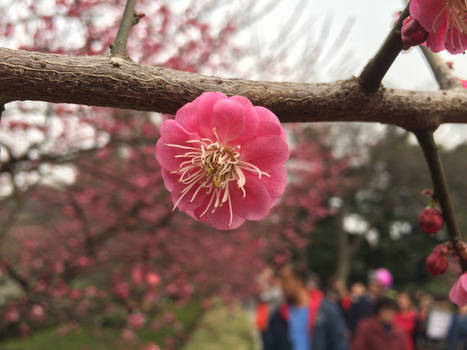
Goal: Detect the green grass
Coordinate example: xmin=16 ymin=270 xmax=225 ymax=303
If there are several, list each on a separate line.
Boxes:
xmin=1 ymin=302 xmax=202 ymax=350
xmin=183 ymin=303 xmax=255 ymax=350
xmin=2 ymin=327 xmax=124 ymax=350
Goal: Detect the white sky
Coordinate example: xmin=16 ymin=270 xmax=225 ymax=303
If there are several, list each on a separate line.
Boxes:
xmin=254 ymin=0 xmax=467 ymax=87
xmin=249 ymin=0 xmax=467 ymax=147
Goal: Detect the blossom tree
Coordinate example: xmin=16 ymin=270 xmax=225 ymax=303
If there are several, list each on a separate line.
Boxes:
xmin=0 ymin=0 xmax=347 ymax=345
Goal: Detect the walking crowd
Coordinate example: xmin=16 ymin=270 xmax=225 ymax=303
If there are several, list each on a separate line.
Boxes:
xmin=254 ymin=263 xmax=466 ymax=350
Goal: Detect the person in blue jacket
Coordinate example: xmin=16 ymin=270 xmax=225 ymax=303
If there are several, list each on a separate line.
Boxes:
xmin=263 ymin=263 xmax=349 ymax=350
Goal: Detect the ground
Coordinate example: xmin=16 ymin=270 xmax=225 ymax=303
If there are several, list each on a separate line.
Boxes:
xmin=0 ymin=302 xmax=256 ymax=350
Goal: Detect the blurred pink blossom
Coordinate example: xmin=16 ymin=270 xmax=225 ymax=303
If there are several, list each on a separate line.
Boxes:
xmin=121 ymin=328 xmax=135 ymax=341
xmin=146 ymin=272 xmax=160 ymax=287
xmin=129 ymin=312 xmax=146 ymax=329
xmin=29 ymin=304 xmax=45 ymax=321
xmin=450 ymin=272 xmax=467 ymax=306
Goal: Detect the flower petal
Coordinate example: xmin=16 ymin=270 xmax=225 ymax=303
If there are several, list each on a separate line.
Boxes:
xmin=410 ymin=0 xmax=445 ymax=32
xmin=230 ymin=177 xmax=273 ymax=221
xmin=161 ymin=168 xmax=177 ymax=192
xmin=229 ymin=107 xmax=259 ymax=145
xmin=211 ymin=99 xmax=246 ymax=144
xmin=443 ymin=27 xmax=467 ymax=54
xmin=229 ymin=95 xmax=254 ymax=108
xmin=425 ymin=23 xmax=447 ymax=52
xmin=194 ymin=196 xmax=245 ymax=230
xmin=257 ymin=166 xmax=288 ymax=204
xmin=254 ymin=106 xmax=285 ymax=138
xmin=175 ymin=101 xmax=199 ymax=133
xmin=169 ymin=178 xmax=209 ymax=212
xmin=240 ymin=135 xmax=289 ymax=172
xmin=195 ymin=92 xmax=228 ymax=138
xmin=450 ymin=276 xmax=467 ymax=306
xmin=155 ymin=120 xmax=199 ymax=172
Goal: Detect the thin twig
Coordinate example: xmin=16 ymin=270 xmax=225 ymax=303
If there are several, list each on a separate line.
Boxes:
xmin=359 ymin=3 xmax=410 ymax=92
xmin=419 ymin=47 xmax=463 ymax=90
xmin=415 ymin=130 xmax=467 ymax=272
xmin=110 ymin=0 xmax=137 ymax=57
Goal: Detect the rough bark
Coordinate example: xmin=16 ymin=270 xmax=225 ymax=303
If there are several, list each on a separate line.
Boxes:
xmin=1 ymin=47 xmax=467 ymax=131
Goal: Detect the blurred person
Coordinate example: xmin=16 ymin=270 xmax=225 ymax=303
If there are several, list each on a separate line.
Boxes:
xmin=348 ymin=282 xmax=374 ymax=334
xmin=448 ymin=305 xmax=467 ymax=350
xmin=368 ymin=279 xmax=384 ymax=300
xmin=256 ymin=268 xmax=284 ymax=344
xmin=263 ymin=263 xmax=349 ymax=350
xmin=352 ymin=296 xmax=407 ymax=350
xmin=414 ymin=291 xmax=434 ymax=348
xmin=327 ymin=277 xmax=352 ymax=326
xmin=394 ymin=292 xmax=417 ymax=350
xmin=424 ymin=298 xmax=455 ymax=349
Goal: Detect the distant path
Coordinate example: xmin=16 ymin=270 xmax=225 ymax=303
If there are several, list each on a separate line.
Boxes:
xmin=183 ymin=303 xmax=256 ymax=350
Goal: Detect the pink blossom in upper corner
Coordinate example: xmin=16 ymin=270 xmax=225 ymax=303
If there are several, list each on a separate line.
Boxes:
xmin=410 ymin=0 xmax=467 ymax=54
xmin=450 ymin=273 xmax=467 ymax=306
xmin=155 ymin=92 xmax=289 ymax=230
xmin=401 ymin=16 xmax=429 ymax=49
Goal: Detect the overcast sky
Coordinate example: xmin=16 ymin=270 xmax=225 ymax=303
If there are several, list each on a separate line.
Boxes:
xmin=243 ymin=0 xmax=467 ymax=147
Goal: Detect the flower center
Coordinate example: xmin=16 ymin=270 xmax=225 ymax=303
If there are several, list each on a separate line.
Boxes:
xmin=165 ymin=128 xmax=270 ymax=227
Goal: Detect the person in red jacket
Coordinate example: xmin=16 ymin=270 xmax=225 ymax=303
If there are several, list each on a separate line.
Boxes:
xmin=352 ymin=296 xmax=407 ymax=350
xmin=394 ymin=292 xmax=416 ymax=350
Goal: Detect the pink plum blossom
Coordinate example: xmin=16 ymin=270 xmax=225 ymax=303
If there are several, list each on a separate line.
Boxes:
xmin=29 ymin=304 xmax=45 ymax=321
xmin=129 ymin=312 xmax=146 ymax=329
xmin=5 ymin=306 xmax=19 ymax=323
xmin=113 ymin=281 xmax=130 ymax=299
xmin=132 ymin=265 xmax=144 ymax=285
xmin=146 ymin=272 xmax=160 ymax=286
xmin=121 ymin=328 xmax=135 ymax=341
xmin=139 ymin=343 xmax=160 ymax=350
xmin=450 ymin=272 xmax=467 ymax=306
xmin=410 ymin=0 xmax=467 ymax=53
xmin=460 ymin=79 xmax=467 ymax=87
xmin=156 ymin=92 xmax=289 ymax=230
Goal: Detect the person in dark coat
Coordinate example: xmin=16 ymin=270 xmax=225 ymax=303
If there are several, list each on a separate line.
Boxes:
xmin=263 ymin=263 xmax=349 ymax=350
xmin=352 ymin=296 xmax=407 ymax=350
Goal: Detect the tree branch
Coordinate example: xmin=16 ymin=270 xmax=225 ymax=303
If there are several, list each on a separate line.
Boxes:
xmin=2 ymin=261 xmax=29 ymax=292
xmin=359 ymin=3 xmax=410 ymax=92
xmin=109 ymin=0 xmax=137 ymax=57
xmin=415 ymin=130 xmax=467 ymax=272
xmin=419 ymin=47 xmax=463 ymax=90
xmin=1 ymin=48 xmax=467 ymax=131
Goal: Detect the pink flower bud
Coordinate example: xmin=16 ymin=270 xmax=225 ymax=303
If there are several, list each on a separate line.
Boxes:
xmin=401 ymin=16 xmax=428 ymax=50
xmin=419 ymin=208 xmax=443 ymax=235
xmin=426 ymin=247 xmax=449 ymax=276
